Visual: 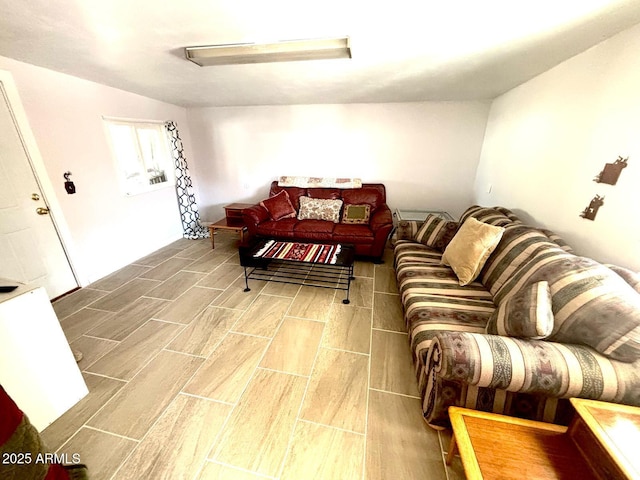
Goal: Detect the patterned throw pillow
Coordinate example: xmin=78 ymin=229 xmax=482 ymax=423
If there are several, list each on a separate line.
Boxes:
xmin=297 ymin=196 xmax=343 ymax=223
xmin=342 ymin=204 xmax=371 ymax=224
xmin=539 ymin=257 xmax=640 ymax=363
xmin=441 ymin=217 xmax=505 ymax=286
xmin=413 ymin=214 xmax=459 ymax=251
xmin=606 ymin=264 xmax=640 ymax=294
xmin=486 ymin=281 xmax=554 ymax=339
xmin=260 ymin=190 xmax=296 ymax=221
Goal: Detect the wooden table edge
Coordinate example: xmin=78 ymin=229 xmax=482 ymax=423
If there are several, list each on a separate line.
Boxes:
xmin=570 ymin=398 xmax=640 ymax=479
xmin=447 ymin=406 xmax=569 ymax=480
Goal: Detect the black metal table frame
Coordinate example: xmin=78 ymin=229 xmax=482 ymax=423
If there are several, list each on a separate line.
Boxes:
xmin=239 ymin=241 xmax=355 ymax=304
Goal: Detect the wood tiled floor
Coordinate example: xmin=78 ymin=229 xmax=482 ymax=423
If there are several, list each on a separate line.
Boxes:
xmin=44 ymin=231 xmax=465 ymax=480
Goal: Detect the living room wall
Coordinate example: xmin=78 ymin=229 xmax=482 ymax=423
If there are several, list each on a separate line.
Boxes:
xmin=186 ymin=101 xmax=490 ymax=222
xmin=474 ymin=22 xmax=640 ymax=270
xmin=0 ymin=56 xmax=192 ymax=285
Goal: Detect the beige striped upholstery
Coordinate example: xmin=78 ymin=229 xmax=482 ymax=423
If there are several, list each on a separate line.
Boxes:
xmin=413 ymin=214 xmax=458 ymax=250
xmin=395 ymin=204 xmax=640 ymax=428
xmin=424 ymin=332 xmax=640 ymax=428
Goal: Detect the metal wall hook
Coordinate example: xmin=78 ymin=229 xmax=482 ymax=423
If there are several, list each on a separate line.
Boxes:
xmin=63 ymin=171 xmax=72 ymax=181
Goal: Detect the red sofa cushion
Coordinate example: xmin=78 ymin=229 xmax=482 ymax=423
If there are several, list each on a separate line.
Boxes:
xmin=260 ymin=190 xmax=296 ymax=221
xmin=341 ymin=187 xmax=384 ymax=210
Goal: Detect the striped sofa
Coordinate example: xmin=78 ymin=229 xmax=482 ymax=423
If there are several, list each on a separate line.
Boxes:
xmin=395 ymin=205 xmax=640 ymax=429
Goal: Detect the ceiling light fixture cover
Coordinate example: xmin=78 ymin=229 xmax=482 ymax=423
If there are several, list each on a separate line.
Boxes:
xmin=184 ymin=36 xmax=351 ymax=66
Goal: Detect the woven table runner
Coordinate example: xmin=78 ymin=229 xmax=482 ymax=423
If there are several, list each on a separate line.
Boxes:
xmin=254 ymin=240 xmax=342 ymax=264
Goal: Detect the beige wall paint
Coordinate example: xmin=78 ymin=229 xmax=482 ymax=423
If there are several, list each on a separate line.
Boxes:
xmin=0 ymin=56 xmax=192 ymax=285
xmin=474 ymin=23 xmax=640 ymax=270
xmin=187 ymin=102 xmax=490 ymax=222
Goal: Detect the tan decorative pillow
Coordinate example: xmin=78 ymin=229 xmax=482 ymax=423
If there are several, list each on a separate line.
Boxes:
xmin=342 ymin=204 xmax=371 ymax=224
xmin=297 ymin=196 xmax=343 ymax=223
xmin=441 ymin=217 xmax=505 ymax=286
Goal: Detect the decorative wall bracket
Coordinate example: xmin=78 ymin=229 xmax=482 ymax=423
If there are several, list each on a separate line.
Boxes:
xmin=593 ymin=156 xmax=628 ymax=185
xmin=580 ymin=194 xmax=604 ymax=221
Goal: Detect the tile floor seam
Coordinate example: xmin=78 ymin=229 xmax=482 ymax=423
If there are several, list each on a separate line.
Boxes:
xmin=175 ymin=281 xmax=258 ymax=403
xmin=148 ymin=316 xmax=190 ymax=326
xmin=77 ymin=371 xmax=128 ymax=383
xmin=323 ymin=345 xmax=371 ymax=357
xmin=206 ymin=459 xmax=278 ymax=479
xmin=81 ymin=424 xmax=141 ymax=443
xmin=49 ymin=236 xmax=456 ymax=479
xmin=201 ymin=382 xmax=246 ymax=466
xmin=96 ymin=324 xmax=188 ymax=385
xmin=275 ymin=292 xmax=326 ymax=479
xmin=255 ymin=366 xmax=310 ymax=379
xmin=50 ymin=382 xmax=131 ymax=459
xmin=106 ymin=358 xmax=225 ymax=479
xmin=361 ymin=277 xmax=374 ymax=480
xmin=368 ymin=387 xmax=422 ymax=400
xmin=83 ymin=306 xmax=115 ymax=313
xmin=281 ymin=314 xmax=328 ymax=323
xmin=80 ymin=334 xmax=120 ymax=344
xmin=258 ymin=292 xmax=303 ymax=300
xmin=372 ymin=326 xmax=408 ymax=335
xmin=177 ymin=392 xmax=235 ymax=406
xmin=162 ymin=348 xmax=207 ymax=359
xmin=296 ymin=417 xmax=366 ymax=437
xmin=228 ymin=330 xmax=273 ymax=340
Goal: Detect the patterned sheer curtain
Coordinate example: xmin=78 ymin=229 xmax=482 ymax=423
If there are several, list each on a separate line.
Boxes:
xmin=165 ymin=121 xmax=209 ymax=239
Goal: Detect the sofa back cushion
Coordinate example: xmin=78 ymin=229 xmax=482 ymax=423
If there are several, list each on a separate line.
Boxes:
xmin=497 ymin=252 xmax=640 ymax=362
xmin=458 ymin=205 xmax=515 ymax=228
xmin=341 ymin=187 xmax=384 ymax=211
xmin=413 ymin=214 xmax=459 ymax=251
xmin=480 ymin=225 xmax=563 ymax=297
xmin=539 ymin=228 xmax=574 ymax=253
xmin=268 ymin=181 xmax=387 ymax=213
xmin=543 ymin=257 xmax=640 ymax=362
xmin=607 ymin=264 xmax=640 ymax=293
xmin=307 ymin=188 xmax=341 ymax=200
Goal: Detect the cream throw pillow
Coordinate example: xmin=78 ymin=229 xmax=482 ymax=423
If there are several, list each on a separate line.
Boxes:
xmin=441 ymin=217 xmax=505 ymax=286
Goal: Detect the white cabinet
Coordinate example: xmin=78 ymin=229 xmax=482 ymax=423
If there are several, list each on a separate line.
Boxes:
xmin=0 ymin=283 xmax=88 ymax=431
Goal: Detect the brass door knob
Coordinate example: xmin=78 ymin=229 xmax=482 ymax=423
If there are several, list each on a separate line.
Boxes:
xmin=36 ymin=207 xmax=50 ymax=215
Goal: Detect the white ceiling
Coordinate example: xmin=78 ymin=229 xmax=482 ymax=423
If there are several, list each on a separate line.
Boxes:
xmin=2 ymin=0 xmax=640 ymax=108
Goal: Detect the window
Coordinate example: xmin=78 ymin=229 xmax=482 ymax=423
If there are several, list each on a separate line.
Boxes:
xmin=104 ymin=118 xmax=174 ymax=195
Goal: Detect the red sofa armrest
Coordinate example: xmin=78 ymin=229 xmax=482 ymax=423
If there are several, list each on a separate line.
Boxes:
xmin=242 ymin=204 xmax=270 ymax=240
xmin=369 ymin=205 xmax=394 ymax=260
xmin=370 ymin=204 xmax=393 ymax=231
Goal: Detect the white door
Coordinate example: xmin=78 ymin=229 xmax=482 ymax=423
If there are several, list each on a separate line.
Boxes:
xmin=0 ymin=80 xmax=78 ymax=299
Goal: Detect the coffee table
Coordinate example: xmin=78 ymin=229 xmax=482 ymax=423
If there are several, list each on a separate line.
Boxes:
xmin=239 ymin=239 xmax=355 ymax=303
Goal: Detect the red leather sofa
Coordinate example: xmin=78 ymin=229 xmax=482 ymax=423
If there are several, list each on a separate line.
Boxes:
xmin=242 ymin=181 xmax=393 ymax=261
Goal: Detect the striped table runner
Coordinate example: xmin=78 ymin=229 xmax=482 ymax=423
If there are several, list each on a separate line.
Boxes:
xmin=254 ymin=240 xmax=342 ymax=264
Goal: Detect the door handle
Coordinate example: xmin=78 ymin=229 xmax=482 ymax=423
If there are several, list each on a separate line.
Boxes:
xmin=36 ymin=207 xmax=50 ymax=215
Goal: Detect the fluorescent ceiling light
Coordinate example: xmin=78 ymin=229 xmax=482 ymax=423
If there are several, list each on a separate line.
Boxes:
xmin=184 ymin=37 xmax=351 ymax=66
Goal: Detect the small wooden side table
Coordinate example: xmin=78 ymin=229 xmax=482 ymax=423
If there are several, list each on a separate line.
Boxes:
xmin=208 ymin=203 xmax=253 ymax=249
xmin=568 ymin=398 xmax=640 ymax=479
xmin=446 ymin=406 xmax=597 ymax=479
